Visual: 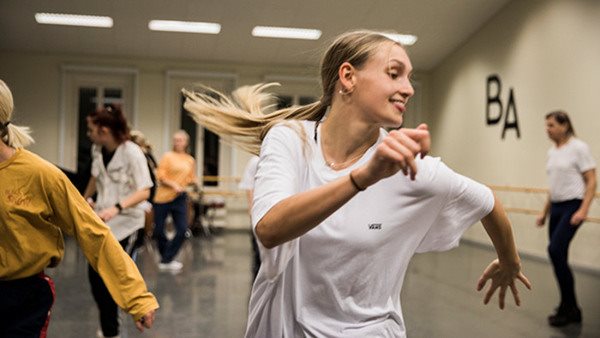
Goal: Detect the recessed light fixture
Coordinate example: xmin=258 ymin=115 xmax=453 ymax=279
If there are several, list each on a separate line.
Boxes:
xmin=382 ymin=33 xmax=418 ymax=46
xmin=34 ymin=13 xmax=113 ymax=28
xmin=252 ymin=26 xmax=321 ymax=40
xmin=148 ymin=20 xmax=221 ymax=34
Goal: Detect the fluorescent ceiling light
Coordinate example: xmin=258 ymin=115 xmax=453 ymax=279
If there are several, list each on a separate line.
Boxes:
xmin=148 ymin=20 xmax=221 ymax=34
xmin=34 ymin=13 xmax=113 ymax=28
xmin=252 ymin=26 xmax=321 ymax=40
xmin=382 ymin=33 xmax=418 ymax=46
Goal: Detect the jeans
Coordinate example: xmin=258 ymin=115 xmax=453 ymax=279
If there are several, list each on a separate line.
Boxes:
xmin=153 ymin=193 xmax=189 ymax=263
xmin=548 ymin=199 xmax=582 ymax=309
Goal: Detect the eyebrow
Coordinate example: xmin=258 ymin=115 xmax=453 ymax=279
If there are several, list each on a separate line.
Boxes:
xmin=388 ymin=59 xmax=413 ymax=78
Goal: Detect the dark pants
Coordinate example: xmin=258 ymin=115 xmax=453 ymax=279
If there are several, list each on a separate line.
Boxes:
xmin=153 ymin=193 xmax=189 ymax=263
xmin=0 ymin=273 xmax=55 ymax=338
xmin=548 ymin=199 xmax=582 ymax=309
xmin=88 ymin=234 xmax=137 ymax=337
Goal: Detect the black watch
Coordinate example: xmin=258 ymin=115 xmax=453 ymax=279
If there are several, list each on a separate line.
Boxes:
xmin=115 ymin=202 xmax=123 ymax=213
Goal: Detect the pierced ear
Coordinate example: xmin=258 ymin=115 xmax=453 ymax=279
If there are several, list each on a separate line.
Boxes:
xmin=338 ymin=62 xmax=356 ymax=91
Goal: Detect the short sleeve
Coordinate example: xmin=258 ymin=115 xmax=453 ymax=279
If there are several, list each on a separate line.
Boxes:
xmin=250 ymin=123 xmax=307 ymax=280
xmin=238 ymin=156 xmax=260 ymax=190
xmin=127 ymin=143 xmax=153 ymax=191
xmin=251 ymin=123 xmax=306 ymax=227
xmin=575 ymin=141 xmax=596 ymax=173
xmin=416 ymin=162 xmax=494 ymax=253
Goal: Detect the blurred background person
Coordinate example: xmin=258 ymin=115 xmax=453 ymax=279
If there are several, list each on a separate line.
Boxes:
xmin=83 ymin=105 xmax=155 ymax=338
xmin=152 ymin=130 xmax=198 ymax=272
xmin=536 ymin=110 xmax=596 ymax=327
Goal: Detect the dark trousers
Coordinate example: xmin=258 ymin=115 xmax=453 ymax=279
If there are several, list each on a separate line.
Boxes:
xmin=88 ymin=234 xmax=137 ymax=337
xmin=0 ymin=273 xmax=55 ymax=338
xmin=548 ymin=199 xmax=582 ymax=309
xmin=153 ymin=193 xmax=189 ymax=263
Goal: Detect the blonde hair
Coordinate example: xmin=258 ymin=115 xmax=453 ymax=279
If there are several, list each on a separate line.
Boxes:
xmin=0 ymin=79 xmax=34 ymax=148
xmin=183 ymin=30 xmax=398 ymax=155
xmin=130 ymin=129 xmax=152 ymax=153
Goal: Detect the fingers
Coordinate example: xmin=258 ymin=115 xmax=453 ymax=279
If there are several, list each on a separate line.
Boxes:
xmin=510 ymin=283 xmax=521 ymax=307
xmin=384 ymin=130 xmax=424 ymax=179
xmin=476 ymin=274 xmax=488 ymax=291
xmin=135 ymin=320 xmax=144 ymax=332
xmin=483 ymin=284 xmax=497 ymax=305
xmin=498 ymin=285 xmax=506 ymax=309
xmin=135 ymin=311 xmax=155 ymax=332
xmin=517 ymin=272 xmax=532 ymax=290
xmin=402 ymin=125 xmax=430 ymax=158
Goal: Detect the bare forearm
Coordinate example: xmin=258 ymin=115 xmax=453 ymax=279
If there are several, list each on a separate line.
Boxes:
xmin=256 ymin=174 xmax=360 ymax=248
xmin=541 ymin=197 xmax=550 ymax=217
xmin=83 ymin=177 xmax=96 ymax=199
xmin=120 ymin=189 xmax=150 ymax=209
xmin=481 ymin=194 xmax=520 ymax=266
xmin=580 ymin=173 xmax=596 ymax=213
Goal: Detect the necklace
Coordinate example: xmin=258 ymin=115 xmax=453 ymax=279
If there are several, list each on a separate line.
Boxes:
xmin=315 ymin=120 xmax=369 ymax=170
xmin=325 ymin=151 xmax=366 ymax=170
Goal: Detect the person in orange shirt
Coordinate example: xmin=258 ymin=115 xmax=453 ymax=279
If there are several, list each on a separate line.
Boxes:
xmin=153 ymin=130 xmax=198 ymax=272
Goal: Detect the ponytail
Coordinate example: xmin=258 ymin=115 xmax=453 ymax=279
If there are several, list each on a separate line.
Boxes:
xmin=0 ymin=80 xmax=34 ymax=148
xmin=183 ymin=83 xmax=328 ymax=155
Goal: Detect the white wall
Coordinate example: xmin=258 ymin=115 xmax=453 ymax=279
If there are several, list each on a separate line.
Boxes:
xmin=428 ymin=0 xmax=600 ymax=271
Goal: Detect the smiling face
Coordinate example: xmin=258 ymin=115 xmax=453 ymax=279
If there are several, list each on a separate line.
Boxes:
xmin=351 ymin=42 xmax=414 ymax=128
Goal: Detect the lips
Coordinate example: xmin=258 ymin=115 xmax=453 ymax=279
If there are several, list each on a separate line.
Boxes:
xmin=390 ymin=99 xmax=405 ymax=113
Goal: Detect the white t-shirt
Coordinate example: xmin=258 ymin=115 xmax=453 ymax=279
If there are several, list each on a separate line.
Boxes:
xmin=245 ymin=121 xmax=495 ymax=338
xmin=238 ymin=155 xmax=260 ymax=191
xmin=546 ymin=138 xmax=596 ymax=202
xmin=91 ymin=141 xmax=153 ymax=240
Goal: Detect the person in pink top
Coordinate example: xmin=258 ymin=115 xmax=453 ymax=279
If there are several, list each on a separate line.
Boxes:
xmin=152 ymin=130 xmax=198 ymax=272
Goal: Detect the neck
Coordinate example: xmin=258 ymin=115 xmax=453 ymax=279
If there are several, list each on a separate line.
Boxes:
xmin=320 ymin=107 xmax=379 ymax=169
xmin=0 ymin=141 xmax=16 ymax=163
xmin=103 ymin=138 xmax=121 ymax=152
xmin=555 ymin=135 xmax=571 ymax=147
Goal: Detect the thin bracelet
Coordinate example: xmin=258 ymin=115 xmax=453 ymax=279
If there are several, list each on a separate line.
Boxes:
xmin=349 ymin=171 xmax=366 ymax=191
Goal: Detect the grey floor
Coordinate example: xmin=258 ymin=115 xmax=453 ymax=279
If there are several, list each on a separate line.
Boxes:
xmin=46 ymin=232 xmax=600 ymax=338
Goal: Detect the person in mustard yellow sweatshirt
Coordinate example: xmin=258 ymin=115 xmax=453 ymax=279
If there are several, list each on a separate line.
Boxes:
xmin=0 ymin=79 xmax=158 ymax=338
xmin=152 ymin=130 xmax=198 ymax=272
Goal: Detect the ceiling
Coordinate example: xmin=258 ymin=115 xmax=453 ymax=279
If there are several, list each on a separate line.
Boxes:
xmin=0 ymin=0 xmax=511 ymax=71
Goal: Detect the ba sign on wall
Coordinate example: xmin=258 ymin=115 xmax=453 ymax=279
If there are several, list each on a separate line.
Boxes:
xmin=486 ymin=74 xmax=520 ymax=139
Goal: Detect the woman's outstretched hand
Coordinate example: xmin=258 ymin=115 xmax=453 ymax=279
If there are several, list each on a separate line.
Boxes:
xmin=476 ymin=258 xmax=532 ymax=309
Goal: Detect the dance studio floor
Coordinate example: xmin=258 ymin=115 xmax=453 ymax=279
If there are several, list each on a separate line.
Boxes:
xmin=46 ymin=232 xmax=600 ymax=338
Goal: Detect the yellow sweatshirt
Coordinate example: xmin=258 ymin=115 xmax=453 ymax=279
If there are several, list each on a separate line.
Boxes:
xmin=0 ymin=149 xmax=158 ymax=321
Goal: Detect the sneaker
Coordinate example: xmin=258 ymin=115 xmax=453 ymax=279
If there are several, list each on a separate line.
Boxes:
xmin=159 ymin=260 xmax=183 ymax=272
xmin=96 ymin=329 xmax=121 ymax=338
xmin=548 ymin=306 xmax=582 ymax=327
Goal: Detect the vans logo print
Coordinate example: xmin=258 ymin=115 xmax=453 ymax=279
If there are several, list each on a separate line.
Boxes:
xmin=368 ymin=223 xmax=382 ymax=230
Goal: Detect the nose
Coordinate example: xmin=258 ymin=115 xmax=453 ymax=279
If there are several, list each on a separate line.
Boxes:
xmin=400 ymin=79 xmax=414 ymax=100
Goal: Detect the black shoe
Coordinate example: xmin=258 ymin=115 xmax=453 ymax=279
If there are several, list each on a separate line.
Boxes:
xmin=548 ymin=307 xmax=582 ymax=327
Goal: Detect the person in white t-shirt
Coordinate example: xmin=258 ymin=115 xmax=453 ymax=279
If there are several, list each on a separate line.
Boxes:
xmin=83 ymin=105 xmax=155 ymax=338
xmin=184 ymin=30 xmax=531 ymax=338
xmin=238 ymin=155 xmax=261 ymax=280
xmin=536 ymin=110 xmax=596 ymax=327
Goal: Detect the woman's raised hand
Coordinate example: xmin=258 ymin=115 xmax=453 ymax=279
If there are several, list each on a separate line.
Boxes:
xmin=362 ymin=123 xmax=430 ymax=185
